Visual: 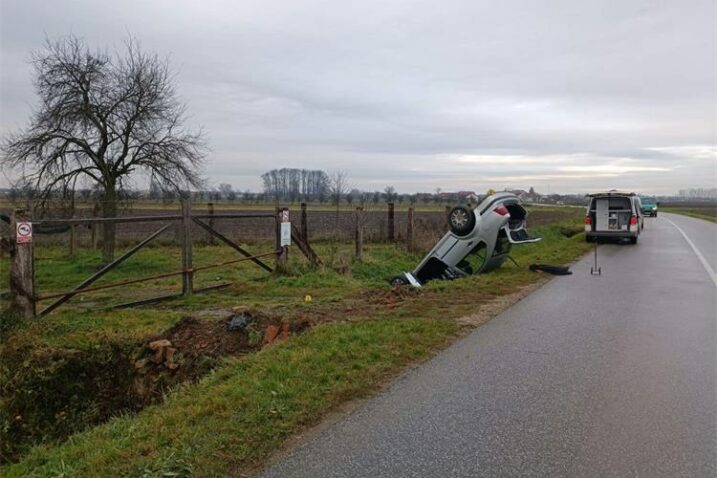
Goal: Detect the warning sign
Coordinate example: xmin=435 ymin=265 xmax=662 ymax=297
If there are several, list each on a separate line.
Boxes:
xmin=280 ymin=222 xmax=291 ymax=246
xmin=281 ymin=210 xmax=290 ymax=223
xmin=16 ymin=222 xmax=32 ymax=244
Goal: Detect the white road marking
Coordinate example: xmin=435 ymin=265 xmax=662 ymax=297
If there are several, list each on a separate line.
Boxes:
xmin=664 ymin=217 xmax=717 ymax=287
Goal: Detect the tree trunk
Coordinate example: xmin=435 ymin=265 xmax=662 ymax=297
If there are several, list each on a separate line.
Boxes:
xmin=101 ymin=187 xmax=117 ymax=265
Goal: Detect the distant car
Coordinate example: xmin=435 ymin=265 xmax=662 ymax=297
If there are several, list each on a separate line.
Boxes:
xmin=640 ymin=197 xmax=658 ymax=217
xmin=585 ymin=191 xmax=643 ymax=244
xmin=391 ymin=192 xmax=540 ymax=286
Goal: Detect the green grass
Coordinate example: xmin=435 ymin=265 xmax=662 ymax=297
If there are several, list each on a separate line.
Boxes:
xmin=2 ymin=319 xmax=459 ymax=478
xmin=1 ymin=212 xmax=591 ymax=474
xmin=4 ymin=219 xmax=587 ymax=351
xmin=662 ymin=206 xmax=717 ymax=223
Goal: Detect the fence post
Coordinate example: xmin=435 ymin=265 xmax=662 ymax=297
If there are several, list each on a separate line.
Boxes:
xmin=355 ymin=206 xmax=364 ymax=261
xmin=69 ymin=220 xmax=77 ymax=257
xmin=207 ymin=202 xmax=216 ymax=245
xmin=387 ymin=202 xmax=395 ymax=241
xmin=275 ymin=207 xmax=289 ymax=270
xmin=181 ymin=199 xmax=193 ymax=295
xmin=301 ymin=202 xmax=308 ymax=240
xmin=9 ymin=209 xmax=35 ymax=319
xmin=407 ymin=207 xmax=414 ymax=252
xmin=91 ymin=202 xmax=100 ymax=250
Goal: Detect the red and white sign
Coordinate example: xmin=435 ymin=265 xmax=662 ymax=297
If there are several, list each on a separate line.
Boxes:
xmin=16 ymin=222 xmax=32 ymax=244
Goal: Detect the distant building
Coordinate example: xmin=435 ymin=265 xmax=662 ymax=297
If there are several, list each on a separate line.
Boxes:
xmin=438 ymin=191 xmax=480 ymax=203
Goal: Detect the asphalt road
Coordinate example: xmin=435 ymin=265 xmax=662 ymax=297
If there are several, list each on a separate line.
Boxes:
xmin=260 ymin=213 xmax=717 ymax=478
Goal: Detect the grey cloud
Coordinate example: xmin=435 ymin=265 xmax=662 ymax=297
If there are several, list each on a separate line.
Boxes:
xmin=1 ymin=0 xmax=715 ymax=194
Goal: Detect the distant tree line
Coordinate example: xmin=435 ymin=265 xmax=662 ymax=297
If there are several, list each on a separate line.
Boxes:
xmin=261 ymin=168 xmax=330 ymax=202
xmin=678 ymin=188 xmax=717 ymax=199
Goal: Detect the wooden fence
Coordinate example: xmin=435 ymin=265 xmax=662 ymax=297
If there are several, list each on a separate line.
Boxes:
xmin=3 ymin=201 xmax=423 ymax=320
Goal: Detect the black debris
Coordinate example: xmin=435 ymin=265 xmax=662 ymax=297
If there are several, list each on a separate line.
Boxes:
xmin=529 ymin=264 xmax=572 ymax=275
xmin=226 ymin=314 xmax=253 ymax=331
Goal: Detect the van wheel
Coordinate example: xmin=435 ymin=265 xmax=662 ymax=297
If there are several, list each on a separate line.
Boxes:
xmin=448 ymin=205 xmax=476 ymax=236
xmin=630 ymin=237 xmax=638 ymax=245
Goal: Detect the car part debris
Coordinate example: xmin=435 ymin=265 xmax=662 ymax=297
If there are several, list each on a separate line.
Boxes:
xmin=529 ymin=264 xmax=572 ymax=275
xmin=392 ymin=192 xmax=541 ymax=287
xmin=226 ymin=314 xmax=253 ymax=331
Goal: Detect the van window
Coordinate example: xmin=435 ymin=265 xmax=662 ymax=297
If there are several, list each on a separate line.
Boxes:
xmin=590 ymin=197 xmax=631 ymax=211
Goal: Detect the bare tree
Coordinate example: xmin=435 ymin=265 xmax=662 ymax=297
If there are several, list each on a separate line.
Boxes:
xmin=218 ymin=183 xmax=235 ymax=201
xmin=2 ymin=36 xmax=206 ymax=263
xmin=383 ymin=185 xmax=397 ymax=203
xmin=328 ymin=170 xmax=350 ymax=229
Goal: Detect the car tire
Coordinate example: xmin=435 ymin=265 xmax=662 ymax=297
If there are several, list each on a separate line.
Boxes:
xmin=389 ymin=275 xmax=408 ymax=286
xmin=447 ymin=205 xmax=476 ymax=236
xmin=630 ymin=237 xmax=638 ymax=245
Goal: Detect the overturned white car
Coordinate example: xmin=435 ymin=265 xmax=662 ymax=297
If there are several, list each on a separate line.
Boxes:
xmin=392 ymin=192 xmax=541 ymax=286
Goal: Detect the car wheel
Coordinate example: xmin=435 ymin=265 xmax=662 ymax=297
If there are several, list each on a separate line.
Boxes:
xmin=389 ymin=275 xmax=408 ymax=286
xmin=630 ymin=237 xmax=638 ymax=245
xmin=447 ymin=205 xmax=476 ymax=236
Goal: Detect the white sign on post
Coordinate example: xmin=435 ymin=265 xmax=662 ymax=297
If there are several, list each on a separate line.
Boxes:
xmin=280 ymin=222 xmax=291 ymax=246
xmin=16 ymin=222 xmax=33 ymax=244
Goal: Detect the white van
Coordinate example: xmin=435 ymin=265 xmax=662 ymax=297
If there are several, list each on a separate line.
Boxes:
xmin=585 ymin=191 xmax=644 ymax=244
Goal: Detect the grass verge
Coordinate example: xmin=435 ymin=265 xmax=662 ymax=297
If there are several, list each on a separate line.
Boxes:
xmin=1 ymin=319 xmax=458 ymax=478
xmin=662 ymin=206 xmax=717 ymax=223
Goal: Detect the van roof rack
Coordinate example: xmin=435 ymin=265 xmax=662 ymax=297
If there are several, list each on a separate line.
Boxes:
xmin=586 ymin=190 xmax=636 ymax=197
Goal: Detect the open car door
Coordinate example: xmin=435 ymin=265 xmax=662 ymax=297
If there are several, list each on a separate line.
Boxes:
xmin=502 ymin=203 xmax=541 ymax=244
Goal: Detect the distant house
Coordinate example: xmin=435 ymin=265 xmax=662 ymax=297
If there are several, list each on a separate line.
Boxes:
xmin=439 ymin=191 xmax=480 ymax=203
xmin=507 ymin=189 xmax=529 ymax=200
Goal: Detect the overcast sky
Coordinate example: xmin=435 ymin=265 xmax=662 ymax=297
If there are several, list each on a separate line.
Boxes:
xmin=1 ymin=0 xmax=715 ymax=194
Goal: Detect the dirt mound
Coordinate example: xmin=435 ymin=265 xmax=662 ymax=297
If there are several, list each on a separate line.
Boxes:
xmin=132 ymin=313 xmax=312 ymax=400
xmin=162 ymin=316 xmax=251 ymax=358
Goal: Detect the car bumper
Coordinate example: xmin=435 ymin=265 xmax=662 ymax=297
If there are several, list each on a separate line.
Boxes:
xmin=587 ymin=230 xmax=638 ymax=239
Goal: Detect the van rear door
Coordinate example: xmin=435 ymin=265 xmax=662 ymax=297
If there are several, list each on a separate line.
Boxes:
xmin=590 ymin=196 xmax=632 ymax=232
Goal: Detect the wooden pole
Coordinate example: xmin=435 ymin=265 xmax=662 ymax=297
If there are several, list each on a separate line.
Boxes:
xmin=91 ymin=202 xmax=100 ymax=250
xmin=181 ymin=198 xmax=193 ymax=295
xmin=207 ymin=202 xmax=216 ymax=245
xmin=355 ymin=206 xmax=364 ymax=261
xmin=275 ymin=208 xmax=289 ymax=270
xmin=407 ymin=207 xmax=415 ymax=252
xmin=301 ymin=202 xmax=308 ymax=241
xmin=192 ymin=217 xmax=273 ymax=273
xmin=69 ymin=222 xmax=77 ymax=257
xmin=9 ymin=209 xmax=35 ymax=319
xmin=387 ymin=202 xmax=395 ymax=241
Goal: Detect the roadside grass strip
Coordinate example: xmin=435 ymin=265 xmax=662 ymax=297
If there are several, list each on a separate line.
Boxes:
xmin=1 ymin=319 xmax=458 ymax=478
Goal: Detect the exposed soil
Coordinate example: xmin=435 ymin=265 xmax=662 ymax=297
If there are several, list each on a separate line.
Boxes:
xmin=132 ymin=312 xmax=313 ymax=400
